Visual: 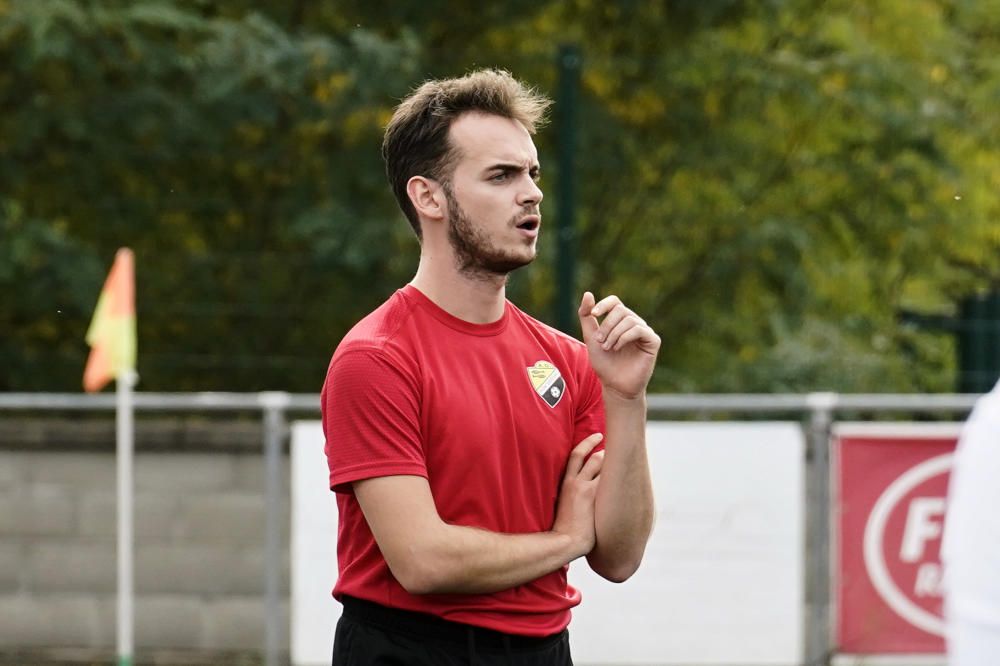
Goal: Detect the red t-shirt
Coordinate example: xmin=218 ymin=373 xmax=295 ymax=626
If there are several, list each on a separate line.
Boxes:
xmin=321 ymin=285 xmax=605 ymax=636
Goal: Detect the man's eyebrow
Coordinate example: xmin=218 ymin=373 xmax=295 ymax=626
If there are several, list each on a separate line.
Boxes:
xmin=484 ymin=162 xmax=541 ymax=174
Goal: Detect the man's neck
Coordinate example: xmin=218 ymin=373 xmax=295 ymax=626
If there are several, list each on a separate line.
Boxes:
xmin=410 ymin=258 xmax=507 ymax=324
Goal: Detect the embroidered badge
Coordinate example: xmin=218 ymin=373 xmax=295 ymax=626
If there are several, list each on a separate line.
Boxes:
xmin=526 ymin=360 xmax=566 ymax=408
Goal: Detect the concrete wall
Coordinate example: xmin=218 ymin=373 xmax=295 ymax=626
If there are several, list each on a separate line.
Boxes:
xmin=0 ymin=417 xmax=290 ymax=663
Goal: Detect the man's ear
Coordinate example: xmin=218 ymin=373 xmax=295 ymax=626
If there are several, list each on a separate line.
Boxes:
xmin=406 ymin=176 xmax=446 ymax=223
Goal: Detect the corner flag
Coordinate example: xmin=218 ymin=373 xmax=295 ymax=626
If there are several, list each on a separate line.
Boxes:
xmin=83 ymin=248 xmax=139 ymax=666
xmin=84 ymin=248 xmax=136 ymax=392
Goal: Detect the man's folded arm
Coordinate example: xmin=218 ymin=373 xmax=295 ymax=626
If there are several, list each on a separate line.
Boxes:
xmin=353 ymin=434 xmax=605 ymax=595
xmin=353 ymin=476 xmax=574 ymax=594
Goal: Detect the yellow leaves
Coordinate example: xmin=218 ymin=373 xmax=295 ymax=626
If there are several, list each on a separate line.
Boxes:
xmin=601 ymin=87 xmax=666 ymax=124
xmin=584 ymin=69 xmax=615 ymax=99
xmin=118 ymin=168 xmax=149 ymax=198
xmin=667 ymin=169 xmax=699 ymax=208
xmin=982 ymin=220 xmax=1000 ymax=245
xmin=293 ymin=106 xmax=383 ymax=148
xmin=233 ymin=160 xmax=254 ymax=181
xmin=35 ymin=317 xmax=59 ymax=342
xmin=624 ymin=88 xmax=666 ymax=123
xmin=375 ymin=107 xmax=393 ymax=129
xmin=703 ymin=90 xmax=721 ymax=120
xmin=342 ymin=108 xmax=380 ymax=142
xmin=820 ymin=15 xmax=856 ymax=50
xmin=224 ymin=211 xmax=243 ymax=230
xmin=313 ymin=72 xmax=351 ymax=103
xmin=310 ymin=48 xmax=327 ymax=70
xmin=645 ymin=246 xmax=669 ymax=270
xmin=821 ymin=71 xmax=848 ymax=96
xmin=235 ymin=122 xmax=265 ymax=146
xmin=930 ymin=64 xmax=948 ymax=83
xmin=297 ymin=119 xmax=332 ymax=143
xmin=725 ymin=17 xmax=768 ymax=53
xmin=906 ymin=202 xmax=928 ymax=222
xmin=586 ymin=67 xmax=669 ymax=124
xmin=159 ymin=211 xmax=205 ymax=252
xmin=866 ymin=0 xmax=950 ymax=61
xmin=636 ymin=159 xmax=664 ymax=189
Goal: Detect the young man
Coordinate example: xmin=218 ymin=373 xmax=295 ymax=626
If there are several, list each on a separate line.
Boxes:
xmin=322 ymin=69 xmax=659 ymax=665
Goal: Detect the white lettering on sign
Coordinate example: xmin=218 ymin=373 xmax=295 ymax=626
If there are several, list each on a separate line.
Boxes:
xmin=863 ymin=453 xmax=953 ymax=637
xmin=914 ymin=562 xmax=943 ymax=598
xmin=900 ymin=497 xmax=946 ymax=562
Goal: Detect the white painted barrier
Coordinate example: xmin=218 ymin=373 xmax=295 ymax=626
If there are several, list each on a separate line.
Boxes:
xmin=291 ymin=421 xmax=805 ymax=665
xmin=290 ymin=421 xmax=340 ymax=666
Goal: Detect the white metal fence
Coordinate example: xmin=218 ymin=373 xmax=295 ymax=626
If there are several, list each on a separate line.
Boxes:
xmin=0 ymin=392 xmax=980 ymax=666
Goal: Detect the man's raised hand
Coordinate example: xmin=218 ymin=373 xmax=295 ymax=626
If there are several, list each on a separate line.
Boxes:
xmin=578 ymin=291 xmax=661 ymax=399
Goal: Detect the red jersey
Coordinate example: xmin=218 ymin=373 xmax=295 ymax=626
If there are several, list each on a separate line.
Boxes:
xmin=321 ymin=285 xmax=605 ymax=636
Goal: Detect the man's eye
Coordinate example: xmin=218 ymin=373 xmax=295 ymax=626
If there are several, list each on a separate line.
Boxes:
xmin=491 ymin=173 xmax=508 ymax=182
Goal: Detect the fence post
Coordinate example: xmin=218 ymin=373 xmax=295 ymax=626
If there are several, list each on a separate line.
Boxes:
xmin=260 ymin=392 xmax=291 ymax=666
xmin=555 ymin=43 xmax=580 ymax=334
xmin=804 ymin=392 xmax=837 ymax=665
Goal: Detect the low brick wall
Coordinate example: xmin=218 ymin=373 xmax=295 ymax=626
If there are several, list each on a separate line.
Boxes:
xmin=0 ymin=417 xmax=293 ymax=663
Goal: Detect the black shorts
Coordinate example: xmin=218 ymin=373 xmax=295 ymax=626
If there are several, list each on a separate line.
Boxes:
xmin=333 ymin=596 xmax=574 ymax=666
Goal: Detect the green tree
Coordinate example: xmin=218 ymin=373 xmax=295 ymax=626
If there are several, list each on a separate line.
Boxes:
xmin=281 ymin=0 xmax=1000 ymax=392
xmin=3 ymin=0 xmax=999 ymax=393
xmin=1 ymin=0 xmax=418 ymax=390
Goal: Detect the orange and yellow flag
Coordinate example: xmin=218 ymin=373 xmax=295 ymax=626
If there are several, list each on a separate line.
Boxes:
xmin=84 ymin=248 xmax=136 ymax=393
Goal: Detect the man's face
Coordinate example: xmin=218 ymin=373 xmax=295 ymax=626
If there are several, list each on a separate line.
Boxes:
xmin=441 ymin=112 xmax=543 ymax=279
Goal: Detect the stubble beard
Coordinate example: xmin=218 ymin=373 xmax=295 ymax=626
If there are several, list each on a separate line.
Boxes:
xmin=444 ymin=186 xmax=536 ymax=282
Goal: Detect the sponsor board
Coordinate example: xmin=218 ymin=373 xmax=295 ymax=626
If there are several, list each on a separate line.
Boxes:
xmin=834 ymin=424 xmax=960 ymax=655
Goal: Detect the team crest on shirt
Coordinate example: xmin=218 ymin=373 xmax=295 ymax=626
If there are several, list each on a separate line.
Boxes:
xmin=526 ymin=360 xmax=566 ymax=408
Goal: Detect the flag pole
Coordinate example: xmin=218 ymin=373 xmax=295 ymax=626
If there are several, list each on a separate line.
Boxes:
xmin=83 ymin=247 xmax=137 ymax=665
xmin=117 ymin=367 xmax=137 ymax=666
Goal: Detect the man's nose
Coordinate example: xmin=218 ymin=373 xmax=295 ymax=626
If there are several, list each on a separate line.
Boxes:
xmin=518 ymin=177 xmax=543 ymax=207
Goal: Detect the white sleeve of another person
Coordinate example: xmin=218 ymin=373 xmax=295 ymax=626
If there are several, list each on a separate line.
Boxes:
xmin=942 ymin=379 xmax=1000 ymax=665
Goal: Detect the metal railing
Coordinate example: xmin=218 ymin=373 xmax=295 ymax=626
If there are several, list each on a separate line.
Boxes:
xmin=0 ymin=392 xmax=981 ymax=666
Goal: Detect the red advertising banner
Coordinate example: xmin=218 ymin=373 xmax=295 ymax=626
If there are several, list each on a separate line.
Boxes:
xmin=834 ymin=425 xmax=960 ymax=655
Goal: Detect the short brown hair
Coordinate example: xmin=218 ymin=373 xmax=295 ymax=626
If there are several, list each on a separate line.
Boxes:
xmin=382 ymin=69 xmax=551 ymax=238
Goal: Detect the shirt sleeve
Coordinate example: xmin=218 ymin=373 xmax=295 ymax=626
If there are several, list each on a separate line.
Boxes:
xmin=322 ymin=347 xmax=427 ymax=493
xmin=573 ymin=355 xmax=607 ymax=446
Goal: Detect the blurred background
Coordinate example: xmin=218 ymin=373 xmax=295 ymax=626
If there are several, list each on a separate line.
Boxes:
xmin=2 ymin=0 xmax=1000 ymax=664
xmin=4 ymin=0 xmax=1000 ymax=396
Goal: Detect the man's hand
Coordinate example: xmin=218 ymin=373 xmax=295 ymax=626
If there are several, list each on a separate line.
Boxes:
xmin=551 ymin=433 xmax=605 ymax=558
xmin=578 ymin=292 xmax=661 ymax=399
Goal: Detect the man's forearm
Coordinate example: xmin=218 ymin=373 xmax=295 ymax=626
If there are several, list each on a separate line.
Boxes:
xmin=401 ymin=525 xmax=582 ymax=595
xmin=587 ymin=389 xmax=655 ymax=582
xmin=354 ymin=463 xmax=601 ymax=597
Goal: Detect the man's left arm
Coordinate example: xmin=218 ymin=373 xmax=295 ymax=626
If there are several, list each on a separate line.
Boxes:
xmin=577 ymin=291 xmax=660 ymax=583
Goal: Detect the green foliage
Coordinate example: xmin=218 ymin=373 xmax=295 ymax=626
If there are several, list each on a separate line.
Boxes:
xmin=1 ymin=0 xmax=419 ymax=390
xmin=0 ymin=199 xmax=103 ymax=390
xmin=2 ymin=0 xmax=999 ymax=392
xmin=412 ymin=0 xmax=998 ymax=392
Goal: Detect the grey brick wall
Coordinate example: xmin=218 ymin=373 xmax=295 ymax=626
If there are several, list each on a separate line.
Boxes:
xmin=0 ymin=418 xmax=293 ymax=661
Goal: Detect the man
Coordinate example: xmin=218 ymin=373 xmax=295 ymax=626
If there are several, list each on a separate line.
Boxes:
xmin=321 ymin=69 xmax=659 ymax=665
xmin=942 ymin=377 xmax=1000 ymax=665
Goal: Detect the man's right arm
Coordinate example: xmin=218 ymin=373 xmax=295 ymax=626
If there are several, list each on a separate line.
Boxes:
xmin=353 ymin=433 xmax=605 ymax=595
